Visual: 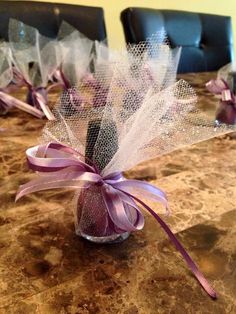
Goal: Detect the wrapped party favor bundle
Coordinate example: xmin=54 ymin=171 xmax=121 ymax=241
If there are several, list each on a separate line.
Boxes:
xmin=54 ymin=21 xmax=94 ymax=89
xmin=17 ymin=34 xmax=236 ymax=298
xmin=0 ymin=41 xmax=43 ymax=117
xmin=0 ymin=19 xmax=113 ymax=119
xmin=206 ymin=62 xmax=236 ymax=125
xmin=8 ymin=19 xmax=61 ymax=120
xmin=51 ymin=22 xmax=95 ymax=114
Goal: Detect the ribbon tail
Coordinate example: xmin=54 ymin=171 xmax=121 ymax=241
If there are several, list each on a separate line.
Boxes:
xmin=35 ymin=93 xmax=55 ymax=120
xmin=16 ymin=166 xmax=101 ymax=201
xmin=120 ymin=190 xmax=217 ymax=299
xmin=0 ymin=98 xmax=13 ymax=111
xmin=16 ymin=175 xmax=91 ymax=201
xmin=0 ymin=91 xmax=44 ymax=118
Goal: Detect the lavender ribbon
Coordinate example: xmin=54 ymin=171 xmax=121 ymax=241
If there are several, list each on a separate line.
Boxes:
xmin=0 ymin=69 xmax=43 ymax=117
xmin=0 ymin=89 xmax=44 ymax=118
xmin=16 ymin=142 xmax=217 ymax=299
xmin=52 ymin=68 xmax=71 ymax=90
xmin=206 ymin=79 xmax=234 ymax=102
xmin=27 ymin=86 xmax=55 ymax=120
xmin=12 ymin=68 xmax=55 ymax=120
xmin=52 ymin=69 xmax=87 ymax=113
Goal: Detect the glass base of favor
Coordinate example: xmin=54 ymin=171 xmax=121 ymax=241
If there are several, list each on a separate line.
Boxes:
xmin=77 ymin=231 xmax=130 ymax=244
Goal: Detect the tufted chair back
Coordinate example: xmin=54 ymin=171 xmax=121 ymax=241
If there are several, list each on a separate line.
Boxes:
xmin=121 ymin=8 xmax=234 ymax=73
xmin=0 ymin=1 xmax=106 ymax=41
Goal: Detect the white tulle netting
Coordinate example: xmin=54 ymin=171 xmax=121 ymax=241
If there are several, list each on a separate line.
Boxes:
xmin=0 ymin=42 xmax=12 ymax=87
xmin=57 ymin=21 xmax=94 ymax=86
xmin=9 ymin=19 xmax=59 ymax=88
xmin=42 ymin=34 xmax=234 ymax=178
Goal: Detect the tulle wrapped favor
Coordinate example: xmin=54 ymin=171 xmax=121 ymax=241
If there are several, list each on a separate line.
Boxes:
xmin=40 ymin=34 xmax=235 ymax=238
xmin=8 ymin=19 xmax=60 ymax=119
xmin=56 ymin=21 xmax=93 ymax=88
xmin=4 ymin=19 xmax=109 ymax=118
xmin=0 ymin=40 xmax=44 ymax=117
xmin=217 ymin=62 xmax=236 ymax=91
xmin=206 ymin=62 xmax=236 ymax=125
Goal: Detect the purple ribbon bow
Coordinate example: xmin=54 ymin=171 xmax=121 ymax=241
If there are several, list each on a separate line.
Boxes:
xmin=206 ymin=79 xmax=236 ymax=125
xmin=52 ymin=68 xmax=88 ymax=113
xmin=16 ymin=142 xmax=217 ymax=299
xmin=12 ymin=68 xmax=55 ymax=120
xmin=52 ymin=68 xmax=71 ymax=90
xmin=27 ymin=86 xmax=56 ymax=120
xmin=206 ymin=79 xmax=234 ymax=102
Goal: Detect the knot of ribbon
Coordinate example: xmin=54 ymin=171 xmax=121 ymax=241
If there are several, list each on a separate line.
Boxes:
xmin=10 ymin=67 xmax=56 ymax=120
xmin=27 ymin=86 xmax=55 ymax=120
xmin=52 ymin=68 xmax=89 ymax=112
xmin=16 ymin=142 xmax=217 ymax=299
xmin=52 ymin=68 xmax=71 ymax=90
xmin=206 ymin=79 xmax=236 ymax=105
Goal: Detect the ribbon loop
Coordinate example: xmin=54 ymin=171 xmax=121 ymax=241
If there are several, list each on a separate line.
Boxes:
xmin=206 ymin=79 xmax=228 ymax=95
xmin=206 ymin=78 xmax=235 ymax=105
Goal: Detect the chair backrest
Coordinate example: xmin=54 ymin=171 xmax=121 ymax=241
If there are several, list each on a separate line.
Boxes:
xmin=0 ymin=1 xmax=106 ymax=41
xmin=121 ymin=8 xmax=234 ymax=73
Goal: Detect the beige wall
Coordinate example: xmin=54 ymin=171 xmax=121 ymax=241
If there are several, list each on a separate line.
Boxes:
xmin=30 ymin=0 xmax=236 ymax=52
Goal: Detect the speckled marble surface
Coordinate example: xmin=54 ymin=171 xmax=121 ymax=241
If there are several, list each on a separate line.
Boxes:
xmin=0 ymin=72 xmax=236 ymax=313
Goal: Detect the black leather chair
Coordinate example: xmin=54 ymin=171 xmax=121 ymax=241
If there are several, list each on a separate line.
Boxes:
xmin=0 ymin=1 xmax=106 ymax=41
xmin=121 ymin=8 xmax=234 ymax=73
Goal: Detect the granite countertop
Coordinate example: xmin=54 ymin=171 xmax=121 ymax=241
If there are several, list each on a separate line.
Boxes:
xmin=0 ymin=72 xmax=236 ymax=313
